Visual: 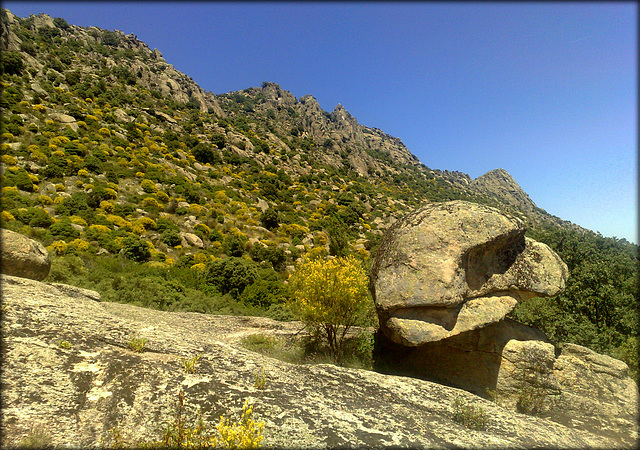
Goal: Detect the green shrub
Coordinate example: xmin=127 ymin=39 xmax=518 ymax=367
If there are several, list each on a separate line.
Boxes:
xmin=204 ymin=257 xmax=258 ymax=298
xmin=516 ymin=386 xmax=547 ymax=415
xmin=452 ymin=396 xmax=488 ymax=431
xmin=50 ymin=219 xmax=81 ymax=241
xmin=128 ymin=337 xmax=147 ymax=352
xmin=1 ymin=51 xmax=24 ymax=75
xmin=28 ymin=208 xmax=54 ymax=228
xmin=222 ymin=234 xmax=247 ymax=257
xmin=239 ymin=278 xmax=287 ymax=308
xmin=160 ymin=229 xmax=182 ymax=247
xmin=121 ymin=235 xmax=151 ymax=262
xmin=182 ymin=354 xmax=202 ymax=374
xmin=260 ymin=207 xmax=279 ymax=230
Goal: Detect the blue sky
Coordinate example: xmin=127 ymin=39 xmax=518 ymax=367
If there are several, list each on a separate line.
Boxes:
xmin=5 ymin=2 xmax=637 ymax=243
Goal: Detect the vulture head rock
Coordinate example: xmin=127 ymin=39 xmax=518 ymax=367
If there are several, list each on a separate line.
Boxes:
xmin=370 ymin=201 xmax=568 ymax=347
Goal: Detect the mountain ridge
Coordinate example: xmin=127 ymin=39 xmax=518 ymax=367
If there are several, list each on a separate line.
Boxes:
xmin=0 ymin=9 xmax=593 ymax=237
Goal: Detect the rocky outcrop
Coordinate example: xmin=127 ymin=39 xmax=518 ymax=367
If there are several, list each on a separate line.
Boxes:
xmin=470 ymin=168 xmax=539 ymax=215
xmin=1 ymin=229 xmax=51 ymax=280
xmin=2 ymin=273 xmax=631 ymax=449
xmin=370 ymin=200 xmax=568 ymax=347
xmin=370 ymin=201 xmax=638 ymax=447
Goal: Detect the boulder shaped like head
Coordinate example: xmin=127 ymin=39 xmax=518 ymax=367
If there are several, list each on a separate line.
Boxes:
xmin=370 ymin=201 xmax=568 ymax=347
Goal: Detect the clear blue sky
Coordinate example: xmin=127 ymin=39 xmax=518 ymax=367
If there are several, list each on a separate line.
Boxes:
xmin=5 ymin=2 xmax=637 ymax=243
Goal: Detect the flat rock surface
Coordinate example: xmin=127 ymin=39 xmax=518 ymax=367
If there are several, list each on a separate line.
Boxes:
xmin=1 ymin=274 xmax=631 ymax=448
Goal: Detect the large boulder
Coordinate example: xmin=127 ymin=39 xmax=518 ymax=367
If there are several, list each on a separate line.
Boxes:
xmin=370 ymin=200 xmax=568 ymax=347
xmin=370 ymin=201 xmax=637 ymax=446
xmin=1 ymin=229 xmax=51 ymax=281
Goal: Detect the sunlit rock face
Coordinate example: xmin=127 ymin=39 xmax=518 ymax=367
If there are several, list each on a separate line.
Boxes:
xmin=369 ymin=200 xmax=568 ymax=347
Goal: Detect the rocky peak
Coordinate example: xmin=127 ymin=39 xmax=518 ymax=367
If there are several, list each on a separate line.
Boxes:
xmin=470 ymin=168 xmax=538 ymax=215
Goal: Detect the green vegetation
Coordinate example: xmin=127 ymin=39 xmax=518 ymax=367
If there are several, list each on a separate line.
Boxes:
xmin=451 ymin=396 xmax=488 ymax=431
xmin=517 ymin=225 xmax=638 ymax=381
xmin=182 ymin=354 xmax=202 ymax=374
xmin=57 ymin=340 xmax=72 ymax=349
xmin=128 ymin=337 xmax=147 ymax=353
xmin=241 ymin=330 xmax=375 ymax=370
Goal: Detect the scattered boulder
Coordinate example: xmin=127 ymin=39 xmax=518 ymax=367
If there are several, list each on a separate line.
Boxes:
xmin=1 ymin=229 xmax=51 ymax=281
xmin=180 ymin=232 xmax=203 ymax=248
xmin=370 ymin=200 xmax=568 ymax=347
xmin=49 ymin=112 xmax=78 ymax=131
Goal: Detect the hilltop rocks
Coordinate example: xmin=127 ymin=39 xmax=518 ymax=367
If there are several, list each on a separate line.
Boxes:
xmin=2 ymin=273 xmax=628 ymax=448
xmin=470 ymin=168 xmax=539 ymax=215
xmin=1 ymin=229 xmax=51 ymax=281
xmin=370 ymin=200 xmax=568 ymax=347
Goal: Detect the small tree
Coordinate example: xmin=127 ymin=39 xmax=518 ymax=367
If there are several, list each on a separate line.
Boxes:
xmin=289 ymin=256 xmax=372 ymax=363
xmin=121 ymin=235 xmax=151 ymax=262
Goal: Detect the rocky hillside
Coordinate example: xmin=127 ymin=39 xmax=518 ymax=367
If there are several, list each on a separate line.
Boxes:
xmin=0 ymin=9 xmax=637 ymax=385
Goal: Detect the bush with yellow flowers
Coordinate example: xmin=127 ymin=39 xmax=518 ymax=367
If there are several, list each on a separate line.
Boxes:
xmin=288 ymin=255 xmax=372 ymax=363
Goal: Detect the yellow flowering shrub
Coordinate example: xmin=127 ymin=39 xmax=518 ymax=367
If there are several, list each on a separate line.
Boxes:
xmin=89 ymin=224 xmax=110 ymax=233
xmin=1 ymin=211 xmax=15 ymax=222
xmin=193 ymin=223 xmax=211 ymax=236
xmin=98 ymin=127 xmax=111 ymax=137
xmin=190 ymin=263 xmax=206 ymax=272
xmin=142 ymin=197 xmax=162 ymax=209
xmin=47 ymin=240 xmax=68 ymax=255
xmin=1 ymin=154 xmax=17 ymax=165
xmin=103 ymin=188 xmax=118 ymax=199
xmin=156 ymin=191 xmax=170 ymax=202
xmin=132 ymin=217 xmax=156 ymax=234
xmin=106 ymin=214 xmax=132 ymax=230
xmin=78 ymin=169 xmax=90 ymax=177
xmin=192 ymin=252 xmax=209 ymax=265
xmin=3 ymin=186 xmax=19 ymax=194
xmin=214 ymin=191 xmax=229 ymax=203
xmin=188 ymin=204 xmax=203 ymax=215
xmin=69 ymin=239 xmax=90 ymax=252
xmin=55 ymin=184 xmax=66 ymax=192
xmin=100 ymin=200 xmax=115 ymax=212
xmin=69 ymin=215 xmax=88 ymax=226
xmin=50 ymin=136 xmax=70 ymax=146
xmin=32 ymin=104 xmax=47 ymax=113
xmin=281 ymin=223 xmax=310 ymax=239
xmin=288 ymin=256 xmax=372 ymax=362
xmin=215 ymin=399 xmax=264 ymax=449
xmin=140 ymin=179 xmax=157 ymax=193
